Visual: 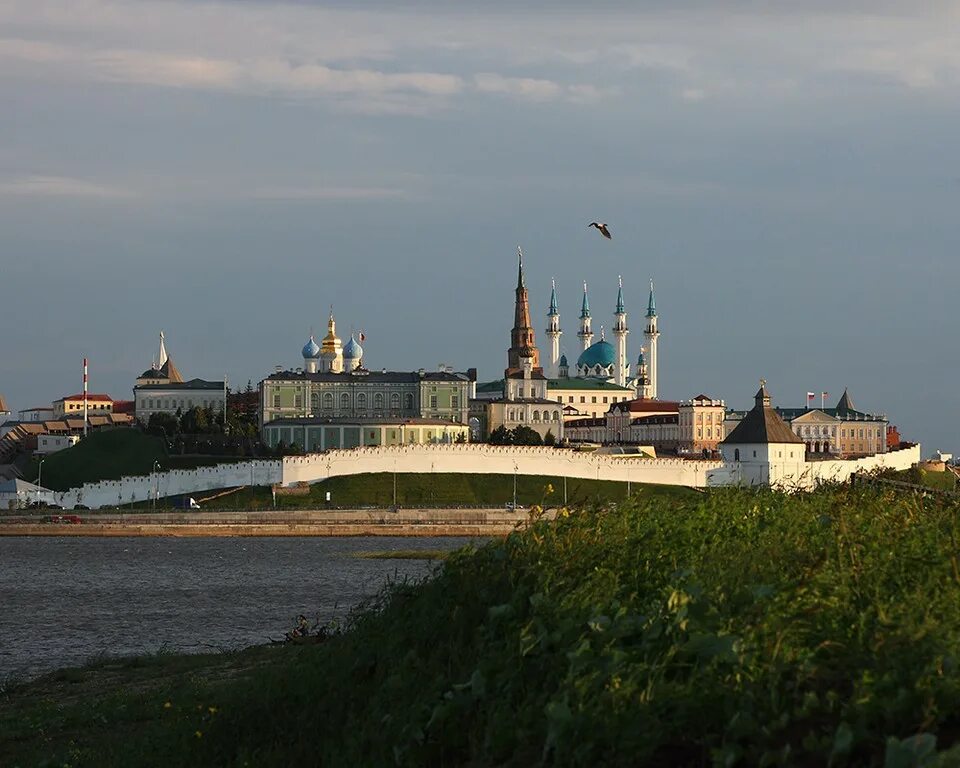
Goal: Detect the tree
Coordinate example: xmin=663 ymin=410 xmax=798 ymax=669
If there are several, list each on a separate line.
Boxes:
xmin=513 ymin=425 xmax=543 ymax=446
xmin=147 ymin=412 xmax=179 ymax=440
xmin=489 ymin=425 xmax=514 ymax=445
xmin=543 ymin=429 xmax=556 ymax=447
xmin=455 ymin=432 xmax=467 ymax=444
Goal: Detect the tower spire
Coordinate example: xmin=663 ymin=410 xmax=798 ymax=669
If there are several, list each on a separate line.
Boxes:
xmin=545 ymin=278 xmax=562 ymax=378
xmin=646 ymin=279 xmax=656 ymax=317
xmin=506 ymin=247 xmax=540 ymax=374
xmin=577 ymin=281 xmax=594 ymax=351
xmin=613 ymin=276 xmax=629 ymax=387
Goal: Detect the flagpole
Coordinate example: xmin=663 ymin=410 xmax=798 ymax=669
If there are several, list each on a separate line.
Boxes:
xmin=821 ymin=392 xmax=824 ymax=410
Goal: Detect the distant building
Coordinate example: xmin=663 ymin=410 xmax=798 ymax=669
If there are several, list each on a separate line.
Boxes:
xmin=133 ymin=331 xmax=225 ymax=422
xmin=135 ymin=379 xmax=226 ymax=423
xmin=482 ymin=251 xmax=564 ymax=442
xmin=18 ymin=407 xmax=54 ymax=422
xmin=53 ymin=393 xmax=113 ymax=419
xmin=36 ymin=434 xmax=80 ymax=455
xmin=0 ymin=393 xmax=9 ymax=419
xmin=262 ymin=417 xmax=469 ymax=451
xmin=725 ymin=388 xmax=888 ymax=458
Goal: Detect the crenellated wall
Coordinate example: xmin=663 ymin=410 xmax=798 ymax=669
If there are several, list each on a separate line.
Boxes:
xmin=281 ymin=444 xmax=721 ymax=488
xmin=51 ymin=460 xmax=283 ymax=510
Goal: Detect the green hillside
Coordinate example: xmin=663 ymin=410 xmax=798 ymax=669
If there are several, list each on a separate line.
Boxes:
xmin=6 ymin=485 xmax=960 ymax=765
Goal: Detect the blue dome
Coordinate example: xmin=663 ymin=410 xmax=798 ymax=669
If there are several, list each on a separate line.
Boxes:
xmin=577 ymin=340 xmax=616 ymax=369
xmin=302 ymin=336 xmax=320 ymax=359
xmin=343 ymin=335 xmax=363 ymax=360
xmin=559 ymin=353 xmax=568 ymax=366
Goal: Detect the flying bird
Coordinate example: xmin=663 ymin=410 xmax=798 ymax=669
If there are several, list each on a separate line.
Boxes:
xmin=589 ymin=222 xmax=612 ymax=240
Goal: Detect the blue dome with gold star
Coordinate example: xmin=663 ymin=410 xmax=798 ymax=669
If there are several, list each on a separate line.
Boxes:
xmin=577 ymin=340 xmax=615 ymax=369
xmin=343 ymin=335 xmax=363 ymax=360
xmin=302 ymin=336 xmax=320 ymax=359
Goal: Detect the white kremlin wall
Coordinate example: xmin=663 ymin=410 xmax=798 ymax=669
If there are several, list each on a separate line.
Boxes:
xmin=43 ymin=443 xmax=922 ymax=510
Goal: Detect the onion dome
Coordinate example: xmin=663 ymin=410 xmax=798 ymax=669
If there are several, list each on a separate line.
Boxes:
xmin=302 ymin=336 xmax=321 ymax=359
xmin=343 ymin=334 xmax=363 ymax=360
xmin=577 ymin=339 xmax=616 ymax=369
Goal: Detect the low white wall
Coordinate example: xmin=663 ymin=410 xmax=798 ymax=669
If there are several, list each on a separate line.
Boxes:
xmin=53 ymin=460 xmax=283 ymax=510
xmin=281 ymin=445 xmax=722 ymax=488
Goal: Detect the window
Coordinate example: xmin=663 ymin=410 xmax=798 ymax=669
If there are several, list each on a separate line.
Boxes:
xmin=734 ymin=449 xmax=740 ymax=461
xmin=357 ymin=393 xmax=367 ymax=410
xmin=311 ymin=393 xmax=320 ymax=412
xmin=391 ymin=393 xmax=400 ymax=410
xmin=273 ymin=395 xmax=280 ymax=408
xmin=294 ymin=395 xmax=302 ymax=409
xmin=405 ymin=394 xmax=414 ymax=410
xmin=430 ymin=395 xmax=438 ymax=409
xmin=533 ymin=410 xmax=540 ymax=421
xmin=580 ymin=396 xmax=585 ymax=403
xmin=340 ymin=393 xmax=350 ymax=409
xmin=602 ymin=397 xmax=608 ymax=404
xmin=374 ymin=393 xmax=384 ymax=411
xmin=591 ymin=396 xmax=597 ymax=403
xmin=568 ymin=396 xmax=574 ymax=403
xmin=451 ymin=395 xmax=459 ymax=409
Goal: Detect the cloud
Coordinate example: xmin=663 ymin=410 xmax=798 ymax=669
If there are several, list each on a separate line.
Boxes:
xmin=0 ymin=175 xmax=133 ymax=199
xmin=247 ymin=185 xmax=407 ymax=201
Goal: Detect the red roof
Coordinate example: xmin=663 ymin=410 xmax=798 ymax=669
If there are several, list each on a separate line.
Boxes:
xmin=57 ymin=394 xmax=113 ymax=403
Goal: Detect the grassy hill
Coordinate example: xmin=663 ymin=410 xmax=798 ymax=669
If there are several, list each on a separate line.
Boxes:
xmin=185 ymin=472 xmax=694 ymax=510
xmin=25 ymin=429 xmax=240 ymax=492
xmin=6 ymin=484 xmax=960 ymax=765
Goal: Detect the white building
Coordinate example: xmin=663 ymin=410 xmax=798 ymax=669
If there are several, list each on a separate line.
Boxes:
xmin=36 ymin=434 xmax=80 ymax=455
xmin=0 ymin=478 xmax=56 ymax=510
xmin=134 ymin=379 xmax=226 ymax=423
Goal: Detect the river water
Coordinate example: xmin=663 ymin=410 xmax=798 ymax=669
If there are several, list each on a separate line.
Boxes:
xmin=0 ymin=536 xmax=477 ymax=682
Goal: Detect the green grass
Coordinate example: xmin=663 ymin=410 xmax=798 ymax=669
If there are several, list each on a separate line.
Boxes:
xmin=161 ymin=472 xmax=697 ymax=511
xmin=23 ymin=429 xmax=243 ymax=492
xmin=7 ymin=485 xmax=960 ymax=765
xmin=888 ymin=466 xmax=958 ymax=493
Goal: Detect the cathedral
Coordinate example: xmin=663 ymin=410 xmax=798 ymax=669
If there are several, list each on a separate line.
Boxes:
xmin=300 ymin=309 xmax=364 ymax=374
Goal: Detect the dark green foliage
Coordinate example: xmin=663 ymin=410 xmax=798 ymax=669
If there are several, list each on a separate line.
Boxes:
xmin=489 ymin=425 xmax=514 ymax=445
xmin=544 ymin=429 xmax=556 ymax=446
xmin=147 ymin=411 xmax=180 ymax=439
xmin=513 ymin=425 xmax=544 ymax=446
xmin=8 ymin=486 xmax=960 ymax=766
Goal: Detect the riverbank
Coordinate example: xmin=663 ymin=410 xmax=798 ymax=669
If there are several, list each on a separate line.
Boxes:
xmin=6 ymin=485 xmax=960 ymax=765
xmin=0 ymin=508 xmax=530 ymax=537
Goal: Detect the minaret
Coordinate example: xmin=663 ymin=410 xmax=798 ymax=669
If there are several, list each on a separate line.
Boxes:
xmin=545 ymin=279 xmax=562 ymax=378
xmin=577 ymin=281 xmax=593 ymax=351
xmin=643 ymin=280 xmax=660 ymax=399
xmin=636 ymin=347 xmax=651 ymax=399
xmin=612 ymin=276 xmax=629 ymax=387
xmin=506 ymin=247 xmax=541 ymax=375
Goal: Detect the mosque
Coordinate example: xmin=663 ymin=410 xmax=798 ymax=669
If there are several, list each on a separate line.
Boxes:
xmin=477 ymin=252 xmax=662 ymax=424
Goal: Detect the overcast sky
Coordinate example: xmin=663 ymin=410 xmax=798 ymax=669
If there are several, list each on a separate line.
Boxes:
xmin=1 ymin=1 xmax=958 ymax=452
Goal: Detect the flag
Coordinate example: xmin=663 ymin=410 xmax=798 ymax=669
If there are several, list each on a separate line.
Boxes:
xmin=807 ymin=392 xmax=816 ymax=400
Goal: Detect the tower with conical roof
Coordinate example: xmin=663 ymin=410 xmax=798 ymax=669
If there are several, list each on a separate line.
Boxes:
xmin=545 ymin=278 xmax=562 ymax=378
xmin=612 ymin=276 xmax=629 ymax=387
xmin=577 ymin=282 xmax=594 ymax=351
xmin=320 ymin=309 xmax=344 ymax=373
xmin=636 ymin=347 xmax=651 ymax=398
xmin=643 ymin=280 xmax=660 ymax=398
xmin=506 ymin=248 xmax=541 ymax=375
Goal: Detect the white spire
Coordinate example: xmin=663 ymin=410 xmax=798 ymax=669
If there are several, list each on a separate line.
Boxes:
xmin=157 ymin=331 xmax=168 ymax=369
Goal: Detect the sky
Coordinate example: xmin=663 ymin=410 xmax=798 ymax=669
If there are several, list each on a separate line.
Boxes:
xmin=1 ymin=0 xmax=958 ymax=453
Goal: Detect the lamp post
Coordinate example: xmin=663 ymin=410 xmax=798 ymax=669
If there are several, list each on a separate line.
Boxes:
xmin=513 ymin=461 xmax=518 ymax=509
xmin=153 ymin=461 xmax=160 ymax=510
xmin=392 ymin=458 xmax=397 ymax=510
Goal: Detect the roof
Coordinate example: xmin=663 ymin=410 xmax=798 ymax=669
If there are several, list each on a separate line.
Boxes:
xmin=506 ymin=370 xmax=547 ymax=380
xmin=0 ymin=478 xmax=51 ymax=494
xmin=632 ymin=413 xmax=678 ymax=425
xmin=723 ymin=385 xmax=803 ymax=445
xmin=547 ymin=378 xmax=632 ymax=391
xmin=139 ymin=368 xmax=164 ymax=379
xmin=264 ymin=416 xmax=466 ymax=428
xmin=488 ymin=397 xmax=560 ymax=405
xmin=264 ymin=370 xmax=467 ymax=384
xmin=577 ymin=339 xmax=616 ymax=369
xmin=476 ymin=379 xmax=505 ymax=393
xmin=135 ymin=378 xmax=224 ymax=391
xmin=611 ymin=398 xmax=680 ymax=414
xmin=161 ymin=358 xmax=184 ymax=383
xmin=56 ymin=394 xmax=113 ymax=403
xmin=836 ymin=388 xmax=855 ymax=415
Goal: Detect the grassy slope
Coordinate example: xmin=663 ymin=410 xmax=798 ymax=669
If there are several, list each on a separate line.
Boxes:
xmin=23 ymin=429 xmax=241 ymax=492
xmin=187 ymin=473 xmax=693 ymax=510
xmin=7 ymin=485 xmax=960 ymax=765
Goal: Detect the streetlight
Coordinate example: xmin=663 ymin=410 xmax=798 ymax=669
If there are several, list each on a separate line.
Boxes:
xmin=513 ymin=461 xmax=518 ymax=510
xmin=153 ymin=461 xmax=161 ymax=510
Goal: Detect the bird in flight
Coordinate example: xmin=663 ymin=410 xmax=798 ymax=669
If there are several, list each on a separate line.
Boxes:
xmin=589 ymin=222 xmax=612 ymax=240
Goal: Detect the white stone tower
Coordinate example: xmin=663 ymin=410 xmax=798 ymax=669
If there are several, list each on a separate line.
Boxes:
xmin=612 ymin=276 xmax=629 ymax=387
xmin=545 ymin=279 xmax=562 ymax=378
xmin=636 ymin=347 xmax=652 ymax=399
xmin=643 ymin=280 xmax=660 ymax=399
xmin=577 ymin=281 xmax=594 ymax=351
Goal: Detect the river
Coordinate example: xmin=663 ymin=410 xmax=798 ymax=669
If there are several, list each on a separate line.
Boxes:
xmin=0 ymin=536 xmax=477 ymax=682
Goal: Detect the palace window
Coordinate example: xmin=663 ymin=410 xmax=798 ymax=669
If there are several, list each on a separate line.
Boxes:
xmin=375 ymin=393 xmax=384 ymax=411
xmin=323 ymin=393 xmax=333 ymax=410
xmin=405 ymin=394 xmax=414 ymax=410
xmin=430 ymin=395 xmax=438 ymax=409
xmin=311 ymin=393 xmax=320 ymax=412
xmin=340 ymin=393 xmax=350 ymax=409
xmin=451 ymin=395 xmax=459 ymax=409
xmin=357 ymin=393 xmax=367 ymax=411
xmin=391 ymin=393 xmax=400 ymax=410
